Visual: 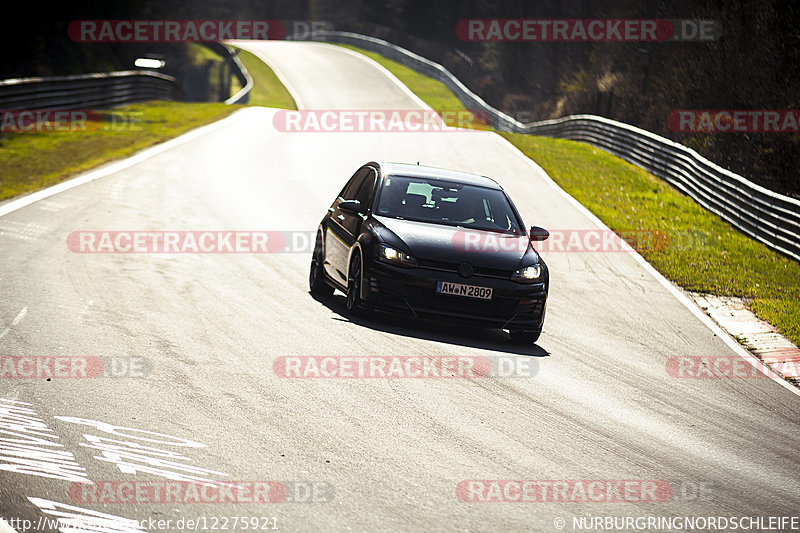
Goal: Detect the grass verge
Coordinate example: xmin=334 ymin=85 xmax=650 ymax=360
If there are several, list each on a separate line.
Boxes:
xmin=234 ymin=47 xmax=297 ymax=109
xmin=0 ymin=48 xmax=295 ymax=203
xmin=0 ymin=102 xmax=237 ymax=202
xmin=503 ymin=134 xmax=800 ymax=346
xmin=336 ymin=43 xmax=800 ymax=346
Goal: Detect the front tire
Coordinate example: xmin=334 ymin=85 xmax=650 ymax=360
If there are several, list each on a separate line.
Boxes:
xmin=345 ymin=253 xmax=363 ymax=315
xmin=309 ymin=232 xmax=333 ymax=296
xmin=509 ymin=330 xmax=541 ymax=344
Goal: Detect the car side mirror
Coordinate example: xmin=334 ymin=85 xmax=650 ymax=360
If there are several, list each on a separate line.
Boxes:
xmin=529 ymin=226 xmax=550 ymax=241
xmin=339 ymin=200 xmax=361 ymax=214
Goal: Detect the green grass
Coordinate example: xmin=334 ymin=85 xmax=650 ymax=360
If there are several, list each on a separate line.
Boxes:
xmin=0 ymin=49 xmax=296 ymax=202
xmin=502 ymin=135 xmax=800 ymax=345
xmin=0 ymin=102 xmax=238 ymax=201
xmin=337 ymin=43 xmax=800 ymax=346
xmin=234 ymin=48 xmax=297 ymax=109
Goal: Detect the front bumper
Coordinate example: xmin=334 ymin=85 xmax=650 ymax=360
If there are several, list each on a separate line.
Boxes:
xmin=363 ymin=260 xmax=548 ymax=330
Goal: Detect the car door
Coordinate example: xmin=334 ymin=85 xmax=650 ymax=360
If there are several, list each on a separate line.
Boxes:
xmin=342 ymin=167 xmax=377 ymax=238
xmin=325 ymin=167 xmax=370 ymax=284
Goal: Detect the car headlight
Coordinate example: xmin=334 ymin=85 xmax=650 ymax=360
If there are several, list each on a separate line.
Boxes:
xmin=378 ymin=245 xmax=418 ymax=267
xmin=511 ymin=264 xmax=542 ymax=282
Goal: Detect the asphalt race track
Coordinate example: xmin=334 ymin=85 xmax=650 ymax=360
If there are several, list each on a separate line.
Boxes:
xmin=0 ymin=41 xmax=798 ymax=532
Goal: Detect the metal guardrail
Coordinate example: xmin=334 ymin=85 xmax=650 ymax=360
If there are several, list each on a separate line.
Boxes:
xmin=0 ymin=70 xmax=185 ymax=110
xmin=220 ymin=44 xmax=253 ymax=105
xmin=0 ymin=45 xmax=251 ymax=110
xmin=201 ymin=42 xmax=253 ymax=104
xmin=302 ymin=30 xmax=800 ymax=262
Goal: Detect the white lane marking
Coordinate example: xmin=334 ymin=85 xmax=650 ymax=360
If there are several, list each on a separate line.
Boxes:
xmin=265 ymin=54 xmax=305 ymax=109
xmin=0 ymin=399 xmax=92 ymax=483
xmin=227 ymin=41 xmax=305 ymax=109
xmin=325 ymin=43 xmax=432 ymax=111
xmin=322 ymin=43 xmax=470 ymax=132
xmin=0 ymin=307 xmax=27 ymax=340
xmin=53 ymin=416 xmax=207 ymax=448
xmin=491 ymin=132 xmax=800 ymax=398
xmin=228 ymin=40 xmax=432 ymax=112
xmin=27 ymin=498 xmax=147 ymax=533
xmin=0 ymin=110 xmax=246 ymax=219
xmin=54 ymin=416 xmax=233 ymax=487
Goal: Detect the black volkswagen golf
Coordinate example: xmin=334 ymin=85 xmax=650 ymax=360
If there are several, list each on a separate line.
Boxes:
xmin=309 ymin=162 xmax=550 ymax=343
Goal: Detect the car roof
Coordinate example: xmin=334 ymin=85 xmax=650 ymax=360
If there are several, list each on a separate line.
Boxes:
xmin=376 ymin=162 xmax=503 ymax=190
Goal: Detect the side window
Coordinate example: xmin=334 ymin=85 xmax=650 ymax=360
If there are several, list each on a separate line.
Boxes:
xmin=354 ymin=169 xmax=377 ymax=212
xmin=340 ymin=168 xmax=368 ymax=200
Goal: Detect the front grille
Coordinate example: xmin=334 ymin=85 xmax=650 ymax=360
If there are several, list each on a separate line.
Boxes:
xmin=416 ymin=259 xmax=457 ymax=272
xmin=416 ymin=259 xmax=513 ymax=279
xmin=474 ymin=266 xmax=514 ymax=278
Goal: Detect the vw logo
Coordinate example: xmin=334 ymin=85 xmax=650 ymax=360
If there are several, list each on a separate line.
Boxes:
xmin=458 ymin=262 xmax=474 ymax=278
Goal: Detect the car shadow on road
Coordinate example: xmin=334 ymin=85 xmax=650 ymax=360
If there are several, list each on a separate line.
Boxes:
xmin=309 ymin=291 xmax=551 ymax=357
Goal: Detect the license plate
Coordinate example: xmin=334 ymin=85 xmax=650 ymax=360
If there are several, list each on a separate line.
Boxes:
xmin=436 ymin=281 xmax=492 ymax=300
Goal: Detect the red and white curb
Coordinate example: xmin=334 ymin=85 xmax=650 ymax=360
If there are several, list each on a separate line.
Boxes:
xmin=692 ymin=293 xmax=800 ymax=382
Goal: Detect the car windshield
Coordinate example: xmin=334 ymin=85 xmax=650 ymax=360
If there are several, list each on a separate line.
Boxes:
xmin=375 ymin=175 xmax=522 ymax=233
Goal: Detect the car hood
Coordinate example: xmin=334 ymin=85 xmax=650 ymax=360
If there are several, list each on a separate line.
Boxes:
xmin=374 ymin=216 xmax=534 ymax=271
